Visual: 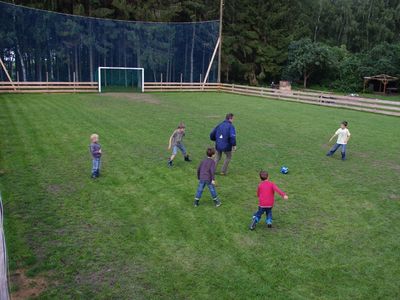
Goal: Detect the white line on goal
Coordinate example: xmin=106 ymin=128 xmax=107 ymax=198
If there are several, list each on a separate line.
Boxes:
xmin=98 ymin=67 xmax=144 ymax=93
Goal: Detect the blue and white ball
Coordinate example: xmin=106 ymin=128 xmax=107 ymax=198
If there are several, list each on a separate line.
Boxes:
xmin=280 ymin=166 xmax=289 ymax=174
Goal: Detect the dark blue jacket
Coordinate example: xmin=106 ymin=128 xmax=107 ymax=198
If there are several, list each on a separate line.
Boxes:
xmin=210 ymin=120 xmax=237 ymax=152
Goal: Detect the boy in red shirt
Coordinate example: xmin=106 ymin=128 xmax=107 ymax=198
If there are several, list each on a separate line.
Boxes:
xmin=249 ymin=170 xmax=288 ymax=230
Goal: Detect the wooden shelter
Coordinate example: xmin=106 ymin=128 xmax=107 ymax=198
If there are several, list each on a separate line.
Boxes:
xmin=363 ymin=74 xmax=398 ymax=94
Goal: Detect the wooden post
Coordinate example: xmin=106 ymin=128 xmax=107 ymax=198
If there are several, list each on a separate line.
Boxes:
xmin=0 ymin=57 xmax=16 ymax=91
xmin=203 ymin=37 xmax=220 ymax=85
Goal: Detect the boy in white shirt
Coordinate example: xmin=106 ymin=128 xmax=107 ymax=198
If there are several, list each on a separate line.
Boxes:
xmin=326 ymin=121 xmax=351 ymax=160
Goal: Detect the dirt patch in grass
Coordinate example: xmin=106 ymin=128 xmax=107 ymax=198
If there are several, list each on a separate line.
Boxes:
xmin=388 ymin=194 xmax=399 ymax=201
xmin=103 ymin=93 xmax=160 ymax=104
xmin=11 ymin=269 xmax=47 ymax=300
xmin=75 ymin=264 xmax=146 ymax=290
xmin=46 ymin=184 xmax=63 ymax=195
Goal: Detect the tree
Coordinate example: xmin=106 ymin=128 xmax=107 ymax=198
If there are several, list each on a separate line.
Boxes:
xmin=285 ymin=38 xmax=335 ymax=88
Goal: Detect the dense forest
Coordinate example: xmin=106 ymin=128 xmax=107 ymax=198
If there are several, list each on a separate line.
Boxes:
xmin=2 ymin=0 xmax=400 ymax=90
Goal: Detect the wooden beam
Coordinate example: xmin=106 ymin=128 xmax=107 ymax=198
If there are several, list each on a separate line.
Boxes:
xmin=0 ymin=57 xmax=16 ymax=91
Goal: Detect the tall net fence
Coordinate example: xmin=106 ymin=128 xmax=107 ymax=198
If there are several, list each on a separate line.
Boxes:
xmin=0 ymin=1 xmax=219 ymax=83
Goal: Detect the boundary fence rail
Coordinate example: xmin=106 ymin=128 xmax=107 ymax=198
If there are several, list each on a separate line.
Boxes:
xmin=0 ymin=81 xmax=399 ymax=116
xmin=144 ymin=82 xmax=400 ymax=117
xmin=0 ymin=82 xmax=97 ymax=93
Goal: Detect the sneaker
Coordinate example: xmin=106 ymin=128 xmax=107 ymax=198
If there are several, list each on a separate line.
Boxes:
xmin=249 ymin=218 xmax=257 ymax=230
xmin=91 ymin=175 xmax=97 ymax=179
xmin=167 ymin=160 xmax=173 ymax=167
xmin=220 ymin=172 xmax=226 ymax=176
xmin=194 ymin=200 xmax=199 ymax=207
xmin=184 ymin=155 xmax=192 ymax=162
xmin=267 ymin=224 xmax=272 ymax=228
xmin=214 ymin=199 xmax=222 ymax=207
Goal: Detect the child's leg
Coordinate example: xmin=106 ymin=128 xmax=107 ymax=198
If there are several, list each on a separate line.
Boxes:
xmin=207 ymin=182 xmax=221 ymax=206
xmin=178 ymin=143 xmax=187 ymax=156
xmin=194 ymin=181 xmax=206 ymax=205
xmin=170 ymin=146 xmax=178 ymax=160
xmin=327 ymin=143 xmax=340 ymax=156
xmin=252 ymin=207 xmax=265 ymax=223
xmin=96 ymin=158 xmax=101 ymax=176
xmin=341 ymin=144 xmax=347 ymax=160
xmin=91 ymin=158 xmax=99 ymax=177
xmin=250 ymin=207 xmax=265 ymax=230
xmin=266 ymin=208 xmax=273 ymax=225
xmin=178 ymin=144 xmax=191 ymax=161
xmin=168 ymin=146 xmax=178 ymax=166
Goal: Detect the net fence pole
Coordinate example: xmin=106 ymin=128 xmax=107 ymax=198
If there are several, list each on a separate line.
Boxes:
xmin=98 ymin=67 xmax=101 ymax=92
xmin=203 ymin=37 xmax=220 ymax=85
xmin=217 ymin=0 xmax=224 ymax=83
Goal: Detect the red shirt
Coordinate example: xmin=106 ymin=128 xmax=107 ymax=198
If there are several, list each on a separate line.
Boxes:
xmin=257 ymin=180 xmax=286 ymax=207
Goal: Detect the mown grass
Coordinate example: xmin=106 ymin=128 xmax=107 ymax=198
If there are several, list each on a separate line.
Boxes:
xmin=0 ymin=92 xmax=399 ymax=299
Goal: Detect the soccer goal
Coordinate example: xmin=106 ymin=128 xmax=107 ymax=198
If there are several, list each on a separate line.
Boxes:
xmin=98 ymin=67 xmax=144 ymax=93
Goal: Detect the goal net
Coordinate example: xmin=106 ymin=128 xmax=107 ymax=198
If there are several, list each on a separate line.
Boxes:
xmin=98 ymin=67 xmax=144 ymax=93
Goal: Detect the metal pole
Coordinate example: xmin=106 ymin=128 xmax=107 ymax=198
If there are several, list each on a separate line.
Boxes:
xmin=217 ymin=0 xmax=224 ymax=83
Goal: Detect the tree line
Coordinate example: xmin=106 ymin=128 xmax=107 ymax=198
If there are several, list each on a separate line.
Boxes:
xmin=3 ymin=0 xmax=400 ymax=90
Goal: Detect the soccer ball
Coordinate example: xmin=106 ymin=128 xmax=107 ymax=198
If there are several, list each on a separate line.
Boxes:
xmin=280 ymin=166 xmax=289 ymax=174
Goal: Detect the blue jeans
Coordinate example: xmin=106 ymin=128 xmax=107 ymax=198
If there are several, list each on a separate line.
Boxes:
xmin=327 ymin=143 xmax=347 ymax=159
xmin=253 ymin=207 xmax=273 ymax=224
xmin=172 ymin=143 xmax=187 ymax=156
xmin=92 ymin=158 xmax=101 ymax=177
xmin=195 ymin=180 xmax=218 ymax=200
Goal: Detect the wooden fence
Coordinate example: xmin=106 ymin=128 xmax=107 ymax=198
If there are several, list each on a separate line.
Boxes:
xmin=0 ymin=81 xmax=399 ymax=116
xmin=0 ymin=82 xmax=97 ymax=93
xmin=144 ymin=82 xmax=400 ymax=117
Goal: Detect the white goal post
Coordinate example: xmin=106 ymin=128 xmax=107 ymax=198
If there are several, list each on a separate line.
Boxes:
xmin=98 ymin=67 xmax=144 ymax=93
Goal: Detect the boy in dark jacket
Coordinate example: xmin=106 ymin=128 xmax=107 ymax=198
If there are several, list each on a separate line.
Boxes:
xmin=89 ymin=133 xmax=102 ymax=179
xmin=194 ymin=148 xmax=221 ymax=207
xmin=210 ymin=113 xmax=237 ymax=175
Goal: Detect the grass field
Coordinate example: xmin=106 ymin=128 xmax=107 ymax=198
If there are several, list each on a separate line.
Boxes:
xmin=0 ymin=91 xmax=399 ymax=299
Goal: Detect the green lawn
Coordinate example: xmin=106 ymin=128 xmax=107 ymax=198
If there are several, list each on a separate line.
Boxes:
xmin=0 ymin=92 xmax=399 ymax=299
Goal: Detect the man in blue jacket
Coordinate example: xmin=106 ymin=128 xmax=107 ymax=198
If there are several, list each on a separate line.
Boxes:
xmin=210 ymin=113 xmax=237 ymax=175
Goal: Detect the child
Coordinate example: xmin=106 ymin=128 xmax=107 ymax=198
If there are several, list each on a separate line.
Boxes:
xmin=89 ymin=133 xmax=102 ymax=179
xmin=326 ymin=121 xmax=351 ymax=160
xmin=249 ymin=171 xmax=288 ymax=230
xmin=168 ymin=122 xmax=191 ymax=167
xmin=194 ymin=148 xmax=221 ymax=207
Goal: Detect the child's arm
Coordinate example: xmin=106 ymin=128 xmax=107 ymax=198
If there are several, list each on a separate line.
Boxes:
xmin=90 ymin=144 xmax=100 ymax=156
xmin=197 ymin=164 xmax=201 ymax=180
xmin=328 ymin=133 xmax=337 ymax=143
xmin=210 ymin=162 xmax=216 ymax=184
xmin=168 ymin=131 xmax=174 ymax=149
xmin=346 ymin=131 xmax=351 ymax=143
xmin=329 ymin=129 xmax=339 ymax=143
xmin=273 ymin=184 xmax=288 ymax=200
